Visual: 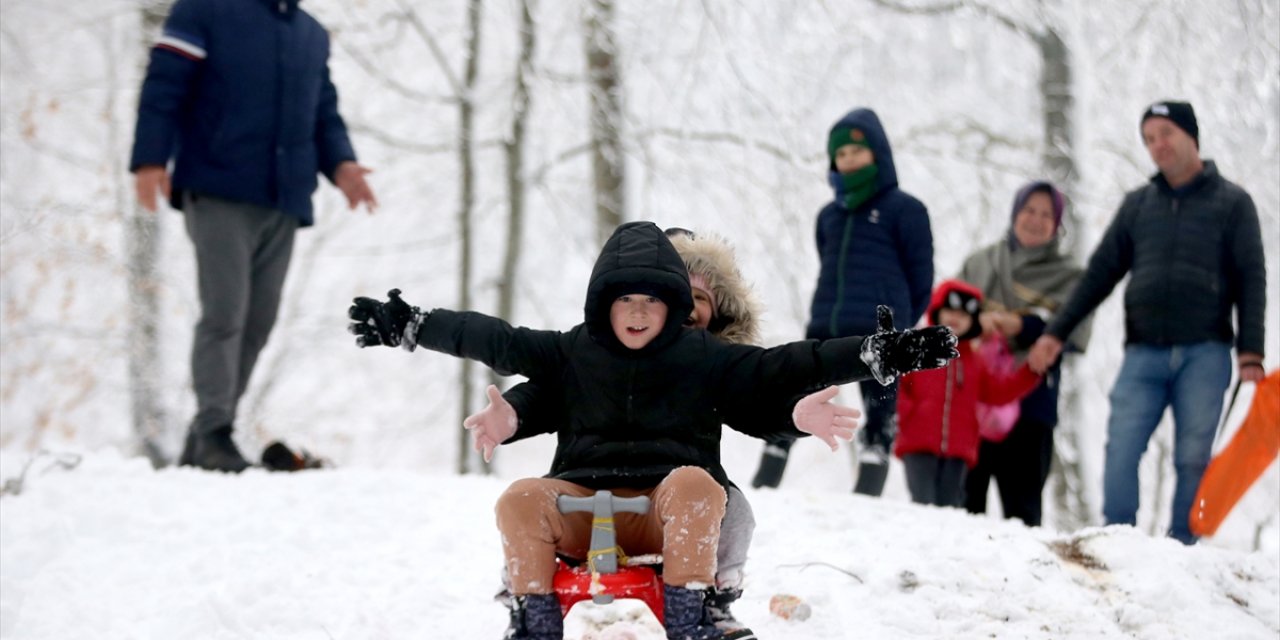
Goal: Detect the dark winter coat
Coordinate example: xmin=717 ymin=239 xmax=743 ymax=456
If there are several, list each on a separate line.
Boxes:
xmin=895 ymin=281 xmax=1041 ymax=467
xmin=129 ymin=0 xmax=355 ymax=226
xmin=1048 ymin=161 xmax=1267 ymax=355
xmin=415 ymin=222 xmax=873 ymax=488
xmin=807 ymin=108 xmax=934 ymax=339
xmin=504 ymin=230 xmax=796 ymax=455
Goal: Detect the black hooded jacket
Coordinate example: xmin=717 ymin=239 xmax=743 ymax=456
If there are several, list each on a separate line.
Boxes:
xmin=414 ymin=221 xmax=873 ymax=488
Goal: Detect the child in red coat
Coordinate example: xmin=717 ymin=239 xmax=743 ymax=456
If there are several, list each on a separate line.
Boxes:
xmin=895 ymin=279 xmax=1041 ymax=507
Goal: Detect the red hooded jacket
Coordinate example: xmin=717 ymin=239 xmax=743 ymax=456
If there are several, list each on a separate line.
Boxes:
xmin=894 ymin=280 xmax=1041 ymax=467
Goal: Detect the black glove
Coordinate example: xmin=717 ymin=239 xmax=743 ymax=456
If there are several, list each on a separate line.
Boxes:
xmin=859 ymin=305 xmax=959 ymax=385
xmin=347 ymin=288 xmax=425 ymax=351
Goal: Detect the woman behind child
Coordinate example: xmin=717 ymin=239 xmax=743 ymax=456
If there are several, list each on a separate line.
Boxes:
xmin=958 ymin=181 xmax=1092 ymax=526
xmin=895 ymin=279 xmax=1042 ymax=507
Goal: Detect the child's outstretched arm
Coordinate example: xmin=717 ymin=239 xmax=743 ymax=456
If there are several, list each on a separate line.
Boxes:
xmin=463 ymin=385 xmax=519 ymax=463
xmin=790 ymin=386 xmax=860 ymax=451
xmin=347 ymin=289 xmax=566 ymax=379
xmin=977 ymin=360 xmax=1043 ymax=406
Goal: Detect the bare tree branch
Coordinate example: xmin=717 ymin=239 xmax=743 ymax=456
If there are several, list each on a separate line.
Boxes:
xmin=864 ymin=0 xmax=1034 ymax=39
xmin=393 ymin=0 xmax=465 ymax=98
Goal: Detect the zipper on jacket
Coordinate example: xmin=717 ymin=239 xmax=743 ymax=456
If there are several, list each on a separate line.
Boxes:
xmin=829 ymin=214 xmax=856 ymax=336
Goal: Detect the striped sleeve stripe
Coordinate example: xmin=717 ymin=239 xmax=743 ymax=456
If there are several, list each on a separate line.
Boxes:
xmin=155 ymin=34 xmax=207 ymax=60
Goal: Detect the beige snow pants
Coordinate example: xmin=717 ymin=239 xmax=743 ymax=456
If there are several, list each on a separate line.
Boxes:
xmin=494 ymin=466 xmax=727 ymax=595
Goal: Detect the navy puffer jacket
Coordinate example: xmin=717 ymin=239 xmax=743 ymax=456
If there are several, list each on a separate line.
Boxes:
xmin=129 ymin=0 xmax=355 ymax=226
xmin=806 ymin=109 xmax=934 ymax=339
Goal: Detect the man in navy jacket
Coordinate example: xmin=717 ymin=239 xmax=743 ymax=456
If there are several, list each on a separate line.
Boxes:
xmin=753 ymin=107 xmax=935 ymax=495
xmin=131 ymin=0 xmax=376 ymax=471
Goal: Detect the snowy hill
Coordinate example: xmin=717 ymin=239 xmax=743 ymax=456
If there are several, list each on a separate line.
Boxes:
xmin=1 ymin=451 xmax=1276 ymax=640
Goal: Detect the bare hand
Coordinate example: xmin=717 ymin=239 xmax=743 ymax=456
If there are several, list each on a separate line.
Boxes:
xmin=135 ymin=166 xmax=171 ymax=212
xmin=1238 ymin=353 xmax=1266 ymax=383
xmin=792 ymin=386 xmax=861 ymax=451
xmin=1027 ymin=335 xmax=1064 ymax=374
xmin=980 ymin=311 xmax=1022 ymax=337
xmin=335 ymin=161 xmax=378 ymax=213
xmin=462 ymin=385 xmax=518 ymax=463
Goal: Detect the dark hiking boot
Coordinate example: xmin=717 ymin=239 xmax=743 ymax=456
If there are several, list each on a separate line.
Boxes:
xmin=705 ymin=587 xmax=749 ymax=633
xmin=854 ymin=458 xmax=889 ymax=496
xmin=663 ymin=585 xmax=757 ymax=640
xmin=503 ymin=593 xmax=562 ymax=640
xmin=178 ymin=430 xmax=198 ymax=466
xmin=853 ymin=435 xmax=890 ymax=496
xmin=750 ymin=443 xmax=791 ymax=489
xmin=183 ymin=425 xmax=250 ymax=473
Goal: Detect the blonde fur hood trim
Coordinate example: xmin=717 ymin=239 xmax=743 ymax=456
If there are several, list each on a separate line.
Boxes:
xmin=669 ymin=232 xmax=762 ymax=345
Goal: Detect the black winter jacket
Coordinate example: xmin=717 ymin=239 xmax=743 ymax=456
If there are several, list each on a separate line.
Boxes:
xmin=1048 ymin=161 xmax=1266 ymax=355
xmin=415 ymin=222 xmax=872 ymax=488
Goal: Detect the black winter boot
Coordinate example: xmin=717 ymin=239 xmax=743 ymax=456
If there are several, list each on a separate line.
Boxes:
xmin=853 ymin=429 xmax=891 ymax=496
xmin=664 ymin=585 xmax=757 ymax=640
xmin=705 ymin=587 xmax=747 ymax=632
xmin=503 ymin=593 xmax=562 ymax=640
xmin=183 ymin=425 xmax=250 ymax=473
xmin=750 ymin=440 xmax=792 ymax=489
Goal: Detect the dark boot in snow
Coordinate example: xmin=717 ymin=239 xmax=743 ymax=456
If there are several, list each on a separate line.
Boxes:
xmin=261 ymin=441 xmax=328 ymax=471
xmin=178 ymin=430 xmax=198 ymax=466
xmin=853 ymin=431 xmax=891 ymax=496
xmin=503 ymin=593 xmax=562 ymax=640
xmin=664 ymin=585 xmax=757 ymax=640
xmin=183 ymin=425 xmax=250 ymax=473
xmin=750 ymin=440 xmax=792 ymax=489
xmin=705 ymin=587 xmax=753 ymax=635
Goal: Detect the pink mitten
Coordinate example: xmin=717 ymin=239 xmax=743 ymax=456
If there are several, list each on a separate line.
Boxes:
xmin=463 ymin=385 xmax=518 ymax=463
xmin=792 ymin=386 xmax=861 ymax=451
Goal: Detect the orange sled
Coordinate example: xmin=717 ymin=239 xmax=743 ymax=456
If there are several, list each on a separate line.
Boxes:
xmin=1189 ymin=370 xmax=1280 ymax=537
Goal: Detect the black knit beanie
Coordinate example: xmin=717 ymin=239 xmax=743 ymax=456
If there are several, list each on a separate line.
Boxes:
xmin=1141 ymin=101 xmax=1198 ymax=146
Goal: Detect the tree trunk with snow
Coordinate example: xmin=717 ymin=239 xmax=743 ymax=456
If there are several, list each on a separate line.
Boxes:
xmin=127 ymin=0 xmax=171 ymax=468
xmin=455 ymin=0 xmax=484 ymax=475
xmin=584 ymin=0 xmax=624 ymax=245
xmin=488 ymin=0 xmax=536 ymax=440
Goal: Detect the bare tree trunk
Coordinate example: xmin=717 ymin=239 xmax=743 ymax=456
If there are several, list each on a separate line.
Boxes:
xmin=583 ymin=0 xmax=624 ymax=245
xmin=1036 ymin=24 xmax=1095 ymax=532
xmin=488 ymin=0 xmax=536 ymax=434
xmin=456 ymin=0 xmax=483 ymax=475
xmin=126 ymin=0 xmax=170 ymax=468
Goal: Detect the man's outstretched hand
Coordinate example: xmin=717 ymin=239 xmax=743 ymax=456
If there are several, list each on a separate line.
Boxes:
xmin=347 ymin=288 xmax=423 ymax=350
xmin=860 ymin=305 xmax=958 ymax=385
xmin=335 ymin=161 xmax=378 ymax=213
xmin=463 ymin=385 xmax=518 ymax=463
xmin=792 ymin=386 xmax=861 ymax=451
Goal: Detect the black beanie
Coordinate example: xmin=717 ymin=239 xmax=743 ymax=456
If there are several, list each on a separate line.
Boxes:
xmin=1141 ymin=101 xmax=1198 ymax=146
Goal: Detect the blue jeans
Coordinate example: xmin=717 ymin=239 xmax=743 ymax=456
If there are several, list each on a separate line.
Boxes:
xmin=1102 ymin=342 xmax=1231 ymax=544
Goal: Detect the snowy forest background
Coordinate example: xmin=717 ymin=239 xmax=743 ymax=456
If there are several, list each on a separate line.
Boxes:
xmin=1 ymin=0 xmax=1278 ymax=550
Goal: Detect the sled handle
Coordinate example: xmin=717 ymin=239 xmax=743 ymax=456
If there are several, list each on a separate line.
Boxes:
xmin=557 ymin=492 xmax=650 ymax=577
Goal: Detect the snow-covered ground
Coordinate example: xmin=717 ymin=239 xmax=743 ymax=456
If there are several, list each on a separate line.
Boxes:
xmin=1 ymin=450 xmax=1276 ymax=640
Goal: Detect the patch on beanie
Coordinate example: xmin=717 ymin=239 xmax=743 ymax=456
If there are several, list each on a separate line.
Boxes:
xmin=828 ymin=127 xmax=870 ymax=158
xmin=1141 ymin=100 xmax=1198 ymax=143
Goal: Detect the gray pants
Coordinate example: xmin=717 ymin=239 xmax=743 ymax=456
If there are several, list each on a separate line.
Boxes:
xmin=183 ymin=193 xmax=297 ymax=434
xmin=716 ymin=485 xmax=755 ymax=589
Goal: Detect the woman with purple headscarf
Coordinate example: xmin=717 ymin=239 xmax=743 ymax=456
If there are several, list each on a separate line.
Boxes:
xmin=957 ymin=181 xmax=1093 ymax=527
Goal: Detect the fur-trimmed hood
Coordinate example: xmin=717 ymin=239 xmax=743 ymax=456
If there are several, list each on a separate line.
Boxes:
xmin=668 ymin=232 xmax=762 ymax=346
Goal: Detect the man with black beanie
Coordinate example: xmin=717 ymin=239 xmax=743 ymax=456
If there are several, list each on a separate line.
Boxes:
xmin=1028 ymin=100 xmax=1267 ymax=545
